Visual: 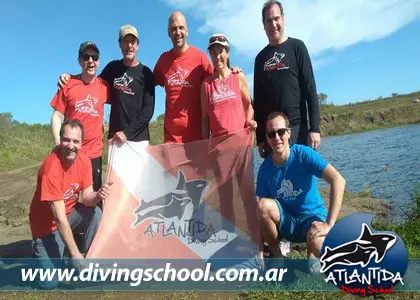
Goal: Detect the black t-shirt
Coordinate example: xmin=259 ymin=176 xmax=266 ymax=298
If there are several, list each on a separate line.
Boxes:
xmin=100 ymin=60 xmax=155 ymax=142
xmin=253 ymin=37 xmax=320 ymax=144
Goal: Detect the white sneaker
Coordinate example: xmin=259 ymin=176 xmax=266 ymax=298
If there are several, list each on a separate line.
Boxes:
xmin=308 ymin=259 xmax=321 ymax=274
xmin=279 ymin=239 xmax=291 ymax=257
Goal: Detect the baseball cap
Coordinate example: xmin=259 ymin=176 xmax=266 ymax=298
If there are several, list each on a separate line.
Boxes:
xmin=208 ymin=33 xmax=229 ymax=50
xmin=78 ymin=41 xmax=100 ymax=56
xmin=119 ymin=24 xmax=139 ymax=40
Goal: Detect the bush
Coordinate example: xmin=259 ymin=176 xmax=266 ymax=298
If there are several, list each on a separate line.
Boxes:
xmin=0 ymin=112 xmax=13 ymax=129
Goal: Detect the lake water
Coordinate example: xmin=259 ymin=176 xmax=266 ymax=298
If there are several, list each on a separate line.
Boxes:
xmin=253 ymin=124 xmax=420 ymax=209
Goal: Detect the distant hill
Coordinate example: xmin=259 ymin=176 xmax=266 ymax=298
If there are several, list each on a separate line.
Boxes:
xmin=320 ymin=91 xmax=420 ymax=136
xmin=148 ymin=91 xmax=420 ymax=142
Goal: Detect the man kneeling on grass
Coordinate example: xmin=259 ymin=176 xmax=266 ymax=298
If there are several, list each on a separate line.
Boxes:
xmin=256 ymin=112 xmax=345 ymax=272
xmin=28 ymin=119 xmax=112 ymax=289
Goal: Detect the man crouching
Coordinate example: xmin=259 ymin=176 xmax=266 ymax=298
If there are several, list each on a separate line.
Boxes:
xmin=256 ymin=112 xmax=345 ymax=268
xmin=28 ymin=119 xmax=112 ymax=289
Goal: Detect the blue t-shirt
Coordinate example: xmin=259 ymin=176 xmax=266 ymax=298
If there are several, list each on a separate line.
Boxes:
xmin=256 ymin=144 xmax=328 ymax=218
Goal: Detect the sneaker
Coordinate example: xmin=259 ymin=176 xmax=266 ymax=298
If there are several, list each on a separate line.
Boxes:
xmin=308 ymin=259 xmax=321 ymax=274
xmin=279 ymin=239 xmax=291 ymax=257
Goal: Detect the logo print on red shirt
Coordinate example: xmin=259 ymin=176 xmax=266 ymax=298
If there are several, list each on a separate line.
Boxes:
xmin=62 ymin=183 xmax=80 ymax=201
xmin=167 ymin=66 xmax=192 ymax=87
xmin=75 ymin=94 xmax=99 ymax=117
xmin=210 ymin=82 xmax=236 ymax=104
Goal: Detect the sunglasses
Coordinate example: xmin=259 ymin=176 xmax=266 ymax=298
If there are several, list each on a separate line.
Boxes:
xmin=209 ymin=35 xmax=228 ymax=44
xmin=80 ymin=53 xmax=99 ymax=62
xmin=266 ymin=128 xmax=290 ymax=139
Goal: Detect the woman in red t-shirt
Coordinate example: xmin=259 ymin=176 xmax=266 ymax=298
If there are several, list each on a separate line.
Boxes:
xmin=200 ymin=33 xmax=257 ymax=237
xmin=200 ymin=33 xmax=256 ymax=138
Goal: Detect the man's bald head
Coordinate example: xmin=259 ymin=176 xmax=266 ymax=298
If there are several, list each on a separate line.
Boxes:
xmin=168 ymin=11 xmax=189 ymax=53
xmin=168 ymin=11 xmax=187 ymax=28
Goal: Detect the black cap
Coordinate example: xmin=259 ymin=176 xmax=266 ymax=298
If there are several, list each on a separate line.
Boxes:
xmin=78 ymin=41 xmax=100 ymax=57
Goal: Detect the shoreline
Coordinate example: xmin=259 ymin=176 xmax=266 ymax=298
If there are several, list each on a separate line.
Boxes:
xmin=321 ymin=121 xmax=420 ymax=139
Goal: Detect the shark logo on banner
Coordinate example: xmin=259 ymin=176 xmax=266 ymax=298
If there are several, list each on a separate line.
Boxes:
xmin=87 ymin=129 xmax=260 ymax=262
xmin=132 ymin=170 xmax=208 ymax=227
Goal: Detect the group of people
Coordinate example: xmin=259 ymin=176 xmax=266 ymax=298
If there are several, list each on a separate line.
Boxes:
xmin=28 ymin=0 xmax=345 ymax=288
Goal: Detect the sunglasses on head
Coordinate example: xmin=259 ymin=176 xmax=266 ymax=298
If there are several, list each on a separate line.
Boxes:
xmin=80 ymin=53 xmax=99 ymax=62
xmin=209 ymin=35 xmax=227 ymax=44
xmin=266 ymin=128 xmax=290 ymax=139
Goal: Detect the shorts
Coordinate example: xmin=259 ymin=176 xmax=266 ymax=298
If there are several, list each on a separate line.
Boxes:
xmin=274 ymin=199 xmax=326 ymax=243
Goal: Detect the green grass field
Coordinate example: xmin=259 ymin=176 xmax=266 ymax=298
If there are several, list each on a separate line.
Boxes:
xmin=0 ymin=123 xmax=53 ymax=171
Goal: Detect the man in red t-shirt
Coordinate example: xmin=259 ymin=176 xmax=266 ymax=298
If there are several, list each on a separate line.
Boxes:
xmin=51 ymin=41 xmax=110 ymax=191
xmin=29 ymin=119 xmax=112 ymax=289
xmin=153 ymin=11 xmax=214 ymax=143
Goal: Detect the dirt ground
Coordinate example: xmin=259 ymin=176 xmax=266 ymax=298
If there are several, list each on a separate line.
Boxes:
xmin=0 ymin=164 xmax=40 ymax=257
xmin=0 ymin=164 xmax=389 ymax=258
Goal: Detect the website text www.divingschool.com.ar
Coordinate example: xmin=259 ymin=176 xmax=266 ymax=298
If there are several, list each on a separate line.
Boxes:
xmin=20 ymin=261 xmax=289 ymax=289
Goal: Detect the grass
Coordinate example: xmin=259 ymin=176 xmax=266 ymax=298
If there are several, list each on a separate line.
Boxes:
xmin=373 ymin=183 xmax=420 ymax=257
xmin=0 ymin=123 xmax=53 ymax=171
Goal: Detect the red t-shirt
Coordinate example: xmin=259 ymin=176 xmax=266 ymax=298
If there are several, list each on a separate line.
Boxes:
xmin=29 ymin=149 xmax=93 ymax=239
xmin=153 ymin=46 xmax=213 ymax=143
xmin=203 ymin=73 xmax=246 ymax=137
xmin=50 ymin=76 xmax=110 ymax=158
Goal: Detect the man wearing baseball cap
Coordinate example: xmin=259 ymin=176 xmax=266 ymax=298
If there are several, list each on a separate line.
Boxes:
xmin=59 ymin=24 xmax=155 ymax=147
xmin=51 ymin=41 xmax=110 ymax=193
xmin=99 ymin=24 xmax=155 ymax=146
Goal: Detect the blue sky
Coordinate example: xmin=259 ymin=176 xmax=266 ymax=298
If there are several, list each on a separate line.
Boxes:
xmin=1 ymin=0 xmax=420 ymax=124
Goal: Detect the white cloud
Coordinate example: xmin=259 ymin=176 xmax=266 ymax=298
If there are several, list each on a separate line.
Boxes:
xmin=161 ymin=0 xmax=420 ymax=59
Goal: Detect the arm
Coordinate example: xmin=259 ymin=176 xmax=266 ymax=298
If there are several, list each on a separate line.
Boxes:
xmin=81 ymin=182 xmax=113 ymax=207
xmin=50 ymin=87 xmax=67 ymax=146
xmin=122 ymin=68 xmax=155 ymax=140
xmin=58 ymin=73 xmax=72 ymax=89
xmin=202 ymin=53 xmax=214 ymax=78
xmin=81 ymin=185 xmax=100 ymax=207
xmin=153 ymin=58 xmax=163 ymax=87
xmin=51 ymin=110 xmax=64 ymax=146
xmin=238 ymin=73 xmax=256 ymax=130
xmin=253 ymin=57 xmax=266 ymax=157
xmin=49 ymin=201 xmax=83 ymax=259
xmin=98 ymin=61 xmax=112 ymax=84
xmin=307 ymin=164 xmax=345 ymax=242
xmin=297 ymin=41 xmax=321 ymax=149
xmin=322 ymin=164 xmax=345 ymax=227
xmin=201 ymin=82 xmax=210 ymax=139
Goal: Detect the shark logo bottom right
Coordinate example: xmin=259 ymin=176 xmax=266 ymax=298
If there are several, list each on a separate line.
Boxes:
xmin=320 ymin=213 xmax=408 ymax=297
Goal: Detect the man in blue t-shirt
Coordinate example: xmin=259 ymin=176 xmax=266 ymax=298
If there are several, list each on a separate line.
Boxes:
xmin=256 ymin=111 xmax=345 ymax=261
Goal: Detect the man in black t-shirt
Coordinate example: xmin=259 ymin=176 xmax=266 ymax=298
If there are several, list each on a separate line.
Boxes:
xmin=254 ymin=1 xmax=321 ymax=158
xmin=100 ymin=25 xmax=155 ymax=144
